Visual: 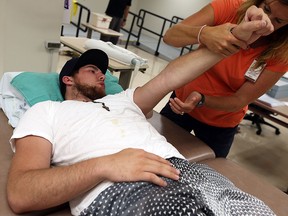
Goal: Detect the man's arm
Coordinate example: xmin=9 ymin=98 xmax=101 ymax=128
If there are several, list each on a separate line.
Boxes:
xmin=7 ymin=136 xmax=105 ymax=213
xmin=7 ymin=137 xmax=179 ymax=213
xmin=134 ymin=18 xmax=272 ymax=115
xmin=134 ymin=48 xmax=222 ymax=115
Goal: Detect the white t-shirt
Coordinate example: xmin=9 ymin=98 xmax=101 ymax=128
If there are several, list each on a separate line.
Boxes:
xmin=10 ymin=89 xmax=184 ymax=215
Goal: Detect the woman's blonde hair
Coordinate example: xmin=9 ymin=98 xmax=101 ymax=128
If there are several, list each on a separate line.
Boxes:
xmin=236 ymin=0 xmax=288 ymax=68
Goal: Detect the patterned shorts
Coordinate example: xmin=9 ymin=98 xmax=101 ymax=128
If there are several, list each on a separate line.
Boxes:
xmin=80 ymin=158 xmax=275 ymax=216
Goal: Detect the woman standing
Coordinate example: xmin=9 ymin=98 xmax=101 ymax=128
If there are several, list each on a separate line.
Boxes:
xmin=160 ymin=0 xmax=288 ymax=157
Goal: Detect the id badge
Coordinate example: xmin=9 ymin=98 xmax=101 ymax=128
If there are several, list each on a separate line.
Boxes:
xmin=244 ymin=60 xmax=266 ymax=82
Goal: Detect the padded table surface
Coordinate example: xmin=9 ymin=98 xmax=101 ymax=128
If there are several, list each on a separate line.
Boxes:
xmin=1 ymin=110 xmax=287 ymax=215
xmin=203 ymin=158 xmax=288 ymax=216
xmin=0 ymin=110 xmax=214 ymax=215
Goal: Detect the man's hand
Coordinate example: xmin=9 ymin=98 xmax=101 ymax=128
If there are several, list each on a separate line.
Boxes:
xmin=102 ymin=148 xmax=180 ymax=187
xmin=232 ymin=6 xmax=274 ymax=44
xmin=244 ymin=5 xmax=274 ymax=36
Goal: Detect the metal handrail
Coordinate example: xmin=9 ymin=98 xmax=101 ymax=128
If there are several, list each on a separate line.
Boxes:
xmin=70 ymin=2 xmax=91 ymax=37
xmin=69 ymin=6 xmax=194 ymax=57
xmin=171 ymin=16 xmax=194 ymax=55
xmin=121 ymin=11 xmax=143 ymax=49
xmin=136 ymin=9 xmax=175 ymax=56
xmin=122 ymin=10 xmax=194 ymax=57
xmin=170 ymin=15 xmax=183 ymax=27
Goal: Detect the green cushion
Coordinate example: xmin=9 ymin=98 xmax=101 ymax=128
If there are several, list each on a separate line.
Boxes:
xmin=10 ymin=70 xmax=123 ymax=106
xmin=11 ymin=72 xmax=63 ymax=106
xmin=104 ymin=70 xmax=124 ymax=95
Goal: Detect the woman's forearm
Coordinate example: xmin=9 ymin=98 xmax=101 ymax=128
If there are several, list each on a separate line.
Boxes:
xmin=163 ymin=24 xmax=201 ymax=47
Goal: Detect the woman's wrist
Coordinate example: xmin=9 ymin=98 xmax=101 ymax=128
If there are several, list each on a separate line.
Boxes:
xmin=197 ymin=25 xmax=207 ymax=45
xmin=229 ymin=26 xmax=243 ymax=49
xmin=196 ymin=93 xmax=205 ymax=107
xmin=229 ymin=27 xmax=239 ymax=40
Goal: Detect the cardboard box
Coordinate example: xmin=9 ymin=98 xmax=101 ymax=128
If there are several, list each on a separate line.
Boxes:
xmin=90 ymin=13 xmax=112 ymax=29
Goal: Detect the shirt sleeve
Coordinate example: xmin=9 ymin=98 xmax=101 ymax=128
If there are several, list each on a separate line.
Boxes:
xmin=211 ymin=0 xmax=242 ymax=25
xmin=10 ymin=101 xmax=55 ymax=152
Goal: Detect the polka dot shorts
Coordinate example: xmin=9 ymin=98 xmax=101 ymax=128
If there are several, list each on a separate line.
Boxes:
xmin=80 ymin=158 xmax=275 ymax=216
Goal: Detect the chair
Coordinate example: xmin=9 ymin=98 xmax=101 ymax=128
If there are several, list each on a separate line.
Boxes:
xmin=244 ymin=103 xmax=280 ymax=135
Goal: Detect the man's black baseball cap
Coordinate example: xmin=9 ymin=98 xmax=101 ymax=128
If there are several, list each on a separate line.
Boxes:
xmin=59 ymin=49 xmax=109 ymax=97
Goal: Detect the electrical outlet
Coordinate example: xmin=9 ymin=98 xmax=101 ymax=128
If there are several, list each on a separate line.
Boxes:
xmin=45 ymin=41 xmax=61 ymax=50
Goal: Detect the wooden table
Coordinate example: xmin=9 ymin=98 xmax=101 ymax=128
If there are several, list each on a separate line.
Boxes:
xmin=82 ymin=23 xmax=123 ymax=39
xmin=251 ymin=99 xmax=288 ymax=128
xmin=60 ymin=36 xmax=147 ymax=89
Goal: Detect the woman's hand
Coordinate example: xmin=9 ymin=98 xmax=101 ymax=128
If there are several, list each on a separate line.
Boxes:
xmin=169 ymin=91 xmax=202 ymax=115
xmin=201 ymin=5 xmax=274 ymax=55
xmin=200 ymin=23 xmax=248 ymax=57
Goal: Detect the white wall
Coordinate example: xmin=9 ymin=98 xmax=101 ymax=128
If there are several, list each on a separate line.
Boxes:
xmin=0 ymin=1 xmax=6 ymax=76
xmin=77 ymin=0 xmax=210 ymax=18
xmin=0 ymin=0 xmax=64 ymax=76
xmin=76 ymin=0 xmax=211 ymax=39
xmin=135 ymin=0 xmax=211 ymax=39
xmin=137 ymin=0 xmax=211 ymax=19
xmin=76 ymin=0 xmax=139 ymax=18
xmin=74 ymin=0 xmax=139 ymax=33
xmin=0 ymin=0 xmax=211 ymax=77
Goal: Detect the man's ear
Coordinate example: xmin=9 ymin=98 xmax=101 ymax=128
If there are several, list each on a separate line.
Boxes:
xmin=62 ymin=76 xmax=74 ymax=86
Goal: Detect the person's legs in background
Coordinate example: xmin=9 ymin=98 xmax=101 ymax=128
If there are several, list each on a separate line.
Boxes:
xmin=100 ymin=17 xmax=122 ymax=45
xmin=192 ymin=121 xmax=238 ymax=158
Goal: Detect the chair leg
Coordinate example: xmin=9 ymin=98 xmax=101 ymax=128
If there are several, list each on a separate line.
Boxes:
xmin=254 ymin=117 xmax=263 ymax=135
xmin=260 ymin=119 xmax=281 ymax=135
xmin=243 ymin=113 xmax=280 ymax=135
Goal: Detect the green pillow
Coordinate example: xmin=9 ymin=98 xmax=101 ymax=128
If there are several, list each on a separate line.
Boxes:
xmin=104 ymin=70 xmax=124 ymax=95
xmin=11 ymin=72 xmax=63 ymax=106
xmin=10 ymin=71 xmax=123 ymax=107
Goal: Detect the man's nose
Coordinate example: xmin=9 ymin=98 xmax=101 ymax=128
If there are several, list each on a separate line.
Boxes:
xmin=99 ymin=74 xmax=105 ymax=80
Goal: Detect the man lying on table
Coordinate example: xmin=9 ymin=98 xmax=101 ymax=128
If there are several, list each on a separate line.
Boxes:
xmin=7 ymin=15 xmax=275 ymax=216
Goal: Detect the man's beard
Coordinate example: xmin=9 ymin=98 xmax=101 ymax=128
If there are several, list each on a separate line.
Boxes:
xmin=74 ymin=82 xmax=106 ymax=100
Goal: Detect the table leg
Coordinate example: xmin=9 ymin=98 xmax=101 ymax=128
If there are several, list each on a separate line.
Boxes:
xmin=87 ymin=28 xmax=92 ymax=39
xmin=118 ymin=70 xmax=132 ymax=90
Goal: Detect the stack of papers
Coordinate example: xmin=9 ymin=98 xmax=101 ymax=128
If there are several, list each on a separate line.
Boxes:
xmin=266 ymin=77 xmax=288 ymax=99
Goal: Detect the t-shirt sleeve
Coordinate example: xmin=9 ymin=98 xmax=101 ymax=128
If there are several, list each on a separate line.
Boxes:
xmin=119 ymin=88 xmax=135 ymax=101
xmin=119 ymin=88 xmax=145 ymax=115
xmin=211 ymin=0 xmax=242 ymax=25
xmin=10 ymin=101 xmax=55 ymax=152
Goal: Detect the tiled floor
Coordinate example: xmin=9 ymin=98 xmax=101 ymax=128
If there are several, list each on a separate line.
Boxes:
xmin=229 ymin=119 xmax=288 ymax=192
xmin=59 ymin=25 xmax=288 ymax=193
